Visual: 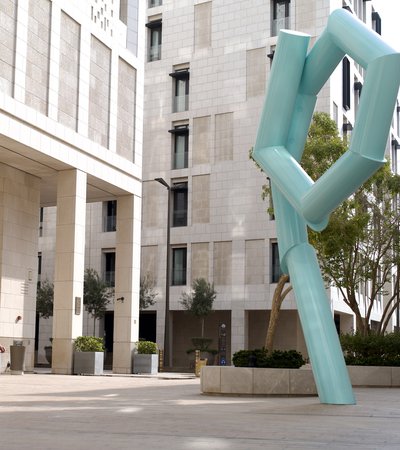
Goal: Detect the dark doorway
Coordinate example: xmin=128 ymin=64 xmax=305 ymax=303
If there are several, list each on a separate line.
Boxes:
xmin=104 ymin=311 xmax=114 ymax=369
xmin=139 ymin=311 xmax=157 ymax=342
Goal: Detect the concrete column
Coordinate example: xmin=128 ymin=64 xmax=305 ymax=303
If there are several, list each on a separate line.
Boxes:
xmin=52 ymin=169 xmax=87 ymax=374
xmin=0 ymin=165 xmax=40 ymax=372
xmin=231 ymin=308 xmax=246 ymax=355
xmin=113 ymin=194 xmax=141 ymax=373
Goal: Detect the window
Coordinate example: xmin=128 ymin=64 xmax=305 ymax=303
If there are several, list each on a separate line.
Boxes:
xmin=333 ymin=102 xmax=338 ymax=127
xmin=146 ymin=19 xmax=162 ymax=61
xmin=172 ymin=247 xmax=187 ymax=285
xmin=354 ymin=79 xmax=362 ymax=118
xmin=172 ymin=182 xmax=188 ymax=227
xmin=37 ymin=252 xmax=42 ymax=286
xmin=170 ymin=69 xmax=189 ymax=112
xmin=103 ymin=200 xmax=117 ymax=232
xmin=397 ymin=103 xmax=400 ymax=137
xmin=149 ymin=0 xmax=162 ymax=7
xmin=169 ymin=125 xmax=188 ymax=169
xmin=392 ymin=138 xmax=399 ymax=173
xmin=103 ymin=251 xmax=116 ymax=287
xmin=271 ymin=0 xmax=290 ymax=36
xmin=343 ymin=119 xmax=353 ymax=140
xmin=342 ymin=57 xmax=350 ymax=111
xmin=271 ymin=242 xmax=283 ymax=283
xmin=372 ymin=11 xmax=381 ymax=35
xmin=39 ymin=207 xmax=44 ymax=237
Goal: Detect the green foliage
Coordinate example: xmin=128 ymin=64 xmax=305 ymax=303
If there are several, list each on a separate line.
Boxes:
xmin=186 ymin=337 xmax=217 ymax=355
xmin=74 ymin=336 xmax=104 ymax=352
xmin=180 ymin=278 xmax=216 ymax=338
xmin=232 ymin=348 xmax=305 ymax=369
xmin=84 ymin=268 xmax=113 ymax=320
xmin=136 ymin=340 xmax=158 ymax=354
xmin=190 ymin=337 xmax=213 ymax=351
xmin=302 ymin=112 xmax=400 ymax=335
xmin=181 ymin=278 xmax=216 ymax=318
xmin=140 ymin=273 xmax=158 ymax=310
xmin=340 ymin=332 xmax=400 ymax=366
xmin=36 ymin=279 xmax=54 ymax=318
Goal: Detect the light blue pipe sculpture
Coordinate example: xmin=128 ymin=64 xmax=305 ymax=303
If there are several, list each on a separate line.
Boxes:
xmin=253 ymin=9 xmax=400 ymax=404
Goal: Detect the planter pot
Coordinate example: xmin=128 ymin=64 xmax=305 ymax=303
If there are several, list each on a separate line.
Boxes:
xmin=73 ymin=351 xmax=104 ymax=375
xmin=10 ymin=345 xmax=26 ymax=375
xmin=44 ymin=346 xmax=52 ymax=365
xmin=133 ymin=354 xmax=158 ymax=374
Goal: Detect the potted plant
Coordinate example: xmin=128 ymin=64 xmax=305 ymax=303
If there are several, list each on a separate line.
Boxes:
xmin=180 ymin=278 xmax=217 ymax=365
xmin=73 ymin=336 xmax=105 ymax=375
xmin=44 ymin=338 xmax=53 ymax=365
xmin=133 ymin=340 xmax=158 ymax=374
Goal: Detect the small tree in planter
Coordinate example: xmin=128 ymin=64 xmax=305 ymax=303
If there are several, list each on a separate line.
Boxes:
xmin=133 ymin=340 xmax=158 ymax=374
xmin=36 ymin=280 xmax=54 ymax=365
xmin=73 ymin=336 xmax=105 ymax=375
xmin=180 ymin=278 xmax=217 ymax=362
xmin=84 ymin=268 xmax=113 ymax=335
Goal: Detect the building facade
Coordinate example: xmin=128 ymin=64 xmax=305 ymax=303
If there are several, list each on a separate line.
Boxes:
xmin=0 ymin=0 xmax=144 ymax=374
xmin=141 ymin=0 xmax=400 ymax=368
xmin=28 ymin=0 xmax=399 ymax=371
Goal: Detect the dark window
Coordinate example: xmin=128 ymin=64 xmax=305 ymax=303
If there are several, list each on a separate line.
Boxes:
xmin=271 ymin=242 xmax=283 ymax=283
xmin=104 ymin=200 xmax=117 ymax=232
xmin=342 ymin=57 xmax=350 ymax=111
xmin=272 ymin=0 xmax=290 ymax=36
xmin=39 ymin=207 xmax=44 ymax=237
xmin=104 ymin=251 xmax=116 ymax=287
xmin=372 ymin=11 xmax=381 ymax=35
xmin=169 ymin=125 xmax=189 ymax=169
xmin=172 ymin=247 xmax=187 ymax=285
xmin=38 ymin=252 xmax=42 ymax=276
xmin=392 ymin=138 xmax=399 ymax=173
xmin=172 ymin=182 xmax=188 ymax=227
xmin=170 ymin=69 xmax=189 ymax=112
xmin=146 ymin=20 xmax=162 ymax=61
xmin=149 ymin=0 xmax=162 ymax=7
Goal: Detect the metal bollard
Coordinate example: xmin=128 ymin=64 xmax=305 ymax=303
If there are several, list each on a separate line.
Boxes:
xmin=159 ymin=349 xmax=164 ymax=372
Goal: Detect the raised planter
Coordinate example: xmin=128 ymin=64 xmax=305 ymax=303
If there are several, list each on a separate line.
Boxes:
xmin=133 ymin=354 xmax=158 ymax=374
xmin=201 ymin=366 xmax=400 ymax=395
xmin=73 ymin=352 xmax=104 ymax=375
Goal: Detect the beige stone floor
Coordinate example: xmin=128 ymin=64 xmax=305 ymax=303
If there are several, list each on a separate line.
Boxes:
xmin=0 ymin=372 xmax=400 ymax=449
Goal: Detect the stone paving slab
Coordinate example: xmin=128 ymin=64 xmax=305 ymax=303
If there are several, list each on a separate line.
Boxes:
xmin=0 ymin=373 xmax=400 ymax=449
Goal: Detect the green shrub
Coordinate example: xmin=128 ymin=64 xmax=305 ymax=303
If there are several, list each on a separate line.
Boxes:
xmin=340 ymin=332 xmax=400 ymax=366
xmin=232 ymin=348 xmax=305 ymax=369
xmin=137 ymin=340 xmax=158 ymax=354
xmin=74 ymin=336 xmax=104 ymax=352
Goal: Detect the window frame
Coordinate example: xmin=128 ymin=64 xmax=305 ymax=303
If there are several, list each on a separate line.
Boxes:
xmin=271 ymin=242 xmax=283 ymax=283
xmin=171 ymin=247 xmax=187 ymax=286
xmin=172 ymin=181 xmax=188 ymax=227
xmin=169 ymin=125 xmax=189 ymax=169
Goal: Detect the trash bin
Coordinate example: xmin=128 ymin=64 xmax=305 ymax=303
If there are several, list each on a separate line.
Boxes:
xmin=10 ymin=343 xmax=26 ymax=375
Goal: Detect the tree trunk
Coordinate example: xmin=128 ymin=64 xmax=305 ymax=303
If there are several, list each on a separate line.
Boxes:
xmin=93 ymin=316 xmax=96 ymax=336
xmin=265 ymin=274 xmax=292 ymax=352
xmin=201 ymin=317 xmax=205 ymax=338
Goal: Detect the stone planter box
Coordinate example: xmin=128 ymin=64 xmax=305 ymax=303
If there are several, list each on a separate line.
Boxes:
xmin=201 ymin=366 xmax=400 ymax=395
xmin=73 ymin=352 xmax=104 ymax=375
xmin=133 ymin=354 xmax=158 ymax=374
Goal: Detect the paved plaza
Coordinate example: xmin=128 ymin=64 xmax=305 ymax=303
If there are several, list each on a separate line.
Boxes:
xmin=0 ymin=372 xmax=400 ymax=449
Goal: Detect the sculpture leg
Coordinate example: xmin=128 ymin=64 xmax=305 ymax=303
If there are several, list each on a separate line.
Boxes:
xmin=285 ymin=241 xmax=356 ymax=404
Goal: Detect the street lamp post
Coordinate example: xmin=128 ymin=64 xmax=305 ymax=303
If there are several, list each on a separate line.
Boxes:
xmin=155 ymin=178 xmax=171 ymax=368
